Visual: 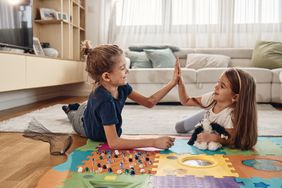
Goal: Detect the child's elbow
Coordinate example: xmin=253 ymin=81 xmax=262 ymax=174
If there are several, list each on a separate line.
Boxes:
xmin=107 ymin=138 xmax=120 ymax=149
xmin=108 ymin=142 xmax=118 ymax=149
xmin=180 ymin=101 xmax=186 ymax=106
xmin=145 ymin=99 xmax=156 ymax=108
xmin=146 ymin=102 xmax=155 ymax=108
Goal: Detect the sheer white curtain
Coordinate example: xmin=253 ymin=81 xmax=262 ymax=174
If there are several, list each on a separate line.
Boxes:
xmin=0 ymin=1 xmax=16 ymax=29
xmin=90 ymin=0 xmax=282 ymax=48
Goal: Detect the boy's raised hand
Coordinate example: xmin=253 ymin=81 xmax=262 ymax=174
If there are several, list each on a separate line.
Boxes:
xmin=176 ymin=58 xmax=185 ymax=85
xmin=154 ymin=136 xmax=175 ymax=149
xmin=171 ymin=58 xmax=181 ymax=85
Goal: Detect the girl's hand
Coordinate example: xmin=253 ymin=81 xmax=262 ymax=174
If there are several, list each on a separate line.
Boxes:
xmin=171 ymin=58 xmax=181 ymax=85
xmin=197 ymin=133 xmax=217 ymax=142
xmin=178 ymin=75 xmax=185 ymax=86
xmin=154 ymin=136 xmax=175 ymax=149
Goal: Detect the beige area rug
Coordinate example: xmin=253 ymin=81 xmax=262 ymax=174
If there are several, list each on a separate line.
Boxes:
xmin=0 ymin=104 xmax=281 ymax=136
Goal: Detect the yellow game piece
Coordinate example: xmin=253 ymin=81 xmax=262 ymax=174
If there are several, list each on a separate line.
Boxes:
xmin=104 ymin=175 xmax=117 ymax=181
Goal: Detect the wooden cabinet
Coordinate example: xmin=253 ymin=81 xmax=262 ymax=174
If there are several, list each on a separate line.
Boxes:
xmin=0 ymin=54 xmax=26 ymax=92
xmin=33 ymin=0 xmax=85 ymax=60
xmin=26 ymin=56 xmax=85 ymax=88
xmin=0 ymin=52 xmax=85 ymax=92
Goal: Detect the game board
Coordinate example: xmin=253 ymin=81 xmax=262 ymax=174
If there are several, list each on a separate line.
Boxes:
xmin=37 ymin=137 xmax=282 ymax=188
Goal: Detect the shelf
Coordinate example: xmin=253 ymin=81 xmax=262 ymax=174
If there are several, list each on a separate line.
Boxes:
xmin=73 ymin=0 xmax=79 ymax=7
xmin=34 ymin=19 xmax=69 ymax=25
xmin=33 ymin=0 xmax=86 ymax=61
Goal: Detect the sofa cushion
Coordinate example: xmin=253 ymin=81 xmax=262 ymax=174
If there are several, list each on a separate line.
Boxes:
xmin=186 ymin=53 xmax=230 ymax=69
xmin=127 ymin=68 xmax=196 ymax=84
xmin=271 ymin=68 xmax=282 ymax=83
xmin=145 ymin=48 xmax=176 ymax=68
xmin=197 ymin=67 xmax=272 ymax=83
xmin=173 ymin=48 xmax=195 ymax=59
xmin=125 ymin=51 xmax=152 ymax=69
xmin=229 ymin=59 xmax=252 ymax=67
xmin=195 ymin=48 xmax=253 ymax=59
xmin=129 ymin=45 xmax=180 ymax=52
xmin=251 ymin=40 xmax=282 ymax=69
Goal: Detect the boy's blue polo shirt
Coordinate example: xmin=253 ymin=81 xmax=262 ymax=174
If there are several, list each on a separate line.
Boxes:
xmin=83 ymin=83 xmax=132 ymax=141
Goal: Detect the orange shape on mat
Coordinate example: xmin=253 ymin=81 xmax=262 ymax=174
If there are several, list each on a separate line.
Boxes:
xmin=79 ymin=150 xmax=159 ymax=175
xmin=226 ymin=155 xmax=282 ymax=178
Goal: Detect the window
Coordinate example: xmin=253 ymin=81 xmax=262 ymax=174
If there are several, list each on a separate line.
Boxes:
xmin=172 ymin=0 xmax=218 ymax=25
xmin=234 ymin=0 xmax=280 ymax=24
xmin=116 ymin=0 xmax=162 ymax=26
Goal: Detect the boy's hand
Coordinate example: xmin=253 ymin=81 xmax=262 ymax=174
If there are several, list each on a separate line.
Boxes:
xmin=154 ymin=137 xmax=175 ymax=149
xmin=171 ymin=58 xmax=181 ymax=85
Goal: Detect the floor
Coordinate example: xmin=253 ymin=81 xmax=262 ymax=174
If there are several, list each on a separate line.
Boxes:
xmin=0 ymin=96 xmax=87 ymax=188
xmin=0 ymin=96 xmax=281 ymax=187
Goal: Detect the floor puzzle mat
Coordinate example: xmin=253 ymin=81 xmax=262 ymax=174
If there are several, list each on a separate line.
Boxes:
xmin=37 ymin=136 xmax=282 ymax=188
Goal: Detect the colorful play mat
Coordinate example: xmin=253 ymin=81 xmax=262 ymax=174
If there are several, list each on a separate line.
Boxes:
xmin=37 ymin=137 xmax=282 ymax=188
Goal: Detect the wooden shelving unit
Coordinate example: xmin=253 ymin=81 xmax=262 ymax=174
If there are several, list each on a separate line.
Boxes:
xmin=33 ymin=0 xmax=85 ymax=60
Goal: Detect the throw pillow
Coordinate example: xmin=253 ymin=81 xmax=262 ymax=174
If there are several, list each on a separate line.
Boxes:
xmin=125 ymin=51 xmax=152 ymax=69
xmin=144 ymin=48 xmax=176 ymax=68
xmin=185 ymin=53 xmax=231 ymax=70
xmin=251 ymin=40 xmax=282 ymax=69
xmin=129 ymin=45 xmax=180 ymax=52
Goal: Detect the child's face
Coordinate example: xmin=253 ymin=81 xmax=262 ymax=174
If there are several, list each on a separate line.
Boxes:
xmin=108 ymin=55 xmax=128 ymax=86
xmin=213 ymin=73 xmax=236 ymax=103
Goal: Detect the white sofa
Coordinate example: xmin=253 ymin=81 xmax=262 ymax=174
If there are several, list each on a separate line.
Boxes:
xmin=126 ymin=48 xmax=282 ymax=104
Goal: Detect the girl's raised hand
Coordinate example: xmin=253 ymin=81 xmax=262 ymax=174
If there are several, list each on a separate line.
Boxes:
xmin=176 ymin=58 xmax=185 ymax=85
xmin=171 ymin=58 xmax=181 ymax=85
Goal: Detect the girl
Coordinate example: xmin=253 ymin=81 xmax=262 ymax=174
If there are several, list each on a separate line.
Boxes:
xmin=177 ymin=61 xmax=258 ymax=150
xmin=63 ymin=42 xmax=178 ymax=150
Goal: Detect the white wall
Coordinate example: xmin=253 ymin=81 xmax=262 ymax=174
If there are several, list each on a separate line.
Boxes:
xmin=85 ymin=0 xmax=113 ymax=45
xmin=85 ymin=0 xmax=100 ymax=45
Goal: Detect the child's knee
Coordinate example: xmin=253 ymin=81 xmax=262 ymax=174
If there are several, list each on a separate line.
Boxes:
xmin=175 ymin=121 xmax=186 ymax=133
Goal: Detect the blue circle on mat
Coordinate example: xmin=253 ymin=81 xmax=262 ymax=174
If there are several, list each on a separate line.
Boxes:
xmin=242 ymin=159 xmax=282 ymax=171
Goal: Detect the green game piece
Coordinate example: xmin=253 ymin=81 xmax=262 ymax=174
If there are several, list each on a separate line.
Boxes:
xmin=77 ymin=139 xmax=103 ymax=152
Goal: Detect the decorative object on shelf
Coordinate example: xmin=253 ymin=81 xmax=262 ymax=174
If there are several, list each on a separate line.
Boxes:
xmin=33 ymin=0 xmax=85 ymax=60
xmin=41 ymin=42 xmax=59 ymax=58
xmin=57 ymin=12 xmax=68 ymax=22
xmin=33 ymin=37 xmax=45 ymax=56
xmin=43 ymin=48 xmax=59 ymax=58
xmin=39 ymin=8 xmax=58 ymax=20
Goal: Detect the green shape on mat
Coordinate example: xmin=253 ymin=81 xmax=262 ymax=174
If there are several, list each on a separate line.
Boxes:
xmin=61 ymin=172 xmax=152 ymax=188
xmin=77 ymin=139 xmax=103 ymax=152
xmin=254 ymin=139 xmax=282 ymax=156
xmin=221 ymin=147 xmax=256 ymax=156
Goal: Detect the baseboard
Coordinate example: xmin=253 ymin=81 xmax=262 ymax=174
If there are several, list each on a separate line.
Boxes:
xmin=60 ymin=83 xmax=92 ymax=96
xmin=0 ymin=86 xmax=63 ymax=111
xmin=0 ymin=83 xmax=93 ymax=111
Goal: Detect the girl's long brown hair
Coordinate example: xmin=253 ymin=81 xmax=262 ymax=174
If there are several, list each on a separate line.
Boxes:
xmin=192 ymin=68 xmax=258 ymax=150
xmin=225 ymin=69 xmax=258 ymax=150
xmin=81 ymin=41 xmax=123 ymax=84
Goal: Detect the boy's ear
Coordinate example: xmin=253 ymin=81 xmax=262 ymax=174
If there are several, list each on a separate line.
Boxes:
xmin=101 ymin=72 xmax=111 ymax=82
xmin=232 ymin=94 xmax=239 ymax=102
